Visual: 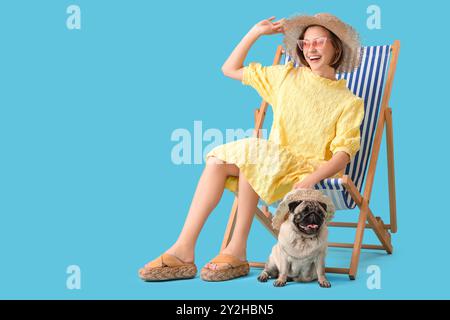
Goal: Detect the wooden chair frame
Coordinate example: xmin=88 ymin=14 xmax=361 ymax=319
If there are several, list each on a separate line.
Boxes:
xmin=220 ymin=40 xmax=400 ymax=280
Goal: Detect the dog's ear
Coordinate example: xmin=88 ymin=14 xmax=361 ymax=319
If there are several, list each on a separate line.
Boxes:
xmin=288 ymin=200 xmax=303 ymax=213
xmin=318 ymin=201 xmax=327 ymax=212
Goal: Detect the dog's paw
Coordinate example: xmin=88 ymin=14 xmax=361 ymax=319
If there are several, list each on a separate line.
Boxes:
xmin=257 ymin=272 xmax=269 ymax=282
xmin=273 ymin=279 xmax=287 ymax=287
xmin=318 ymin=279 xmax=331 ymax=288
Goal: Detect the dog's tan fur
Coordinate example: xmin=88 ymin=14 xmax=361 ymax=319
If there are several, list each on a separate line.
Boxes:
xmin=258 ymin=200 xmax=331 ymax=288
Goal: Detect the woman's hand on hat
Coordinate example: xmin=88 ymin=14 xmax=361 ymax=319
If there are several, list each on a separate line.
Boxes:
xmin=250 ymin=16 xmax=285 ymax=36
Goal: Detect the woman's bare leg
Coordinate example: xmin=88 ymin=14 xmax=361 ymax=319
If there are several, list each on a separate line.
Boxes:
xmin=205 ymin=169 xmax=259 ymax=270
xmin=163 ymin=157 xmax=239 ymax=264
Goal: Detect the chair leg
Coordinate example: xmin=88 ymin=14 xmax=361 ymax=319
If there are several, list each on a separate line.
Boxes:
xmin=348 ymin=199 xmax=369 ymax=280
xmin=366 ymin=211 xmax=393 ymax=254
xmin=254 ymin=206 xmax=278 ymax=239
xmin=221 ymin=197 xmax=238 ymax=251
xmin=385 ymin=107 xmax=398 ymax=233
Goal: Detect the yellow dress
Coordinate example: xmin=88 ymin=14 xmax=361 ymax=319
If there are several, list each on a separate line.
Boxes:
xmin=206 ymin=61 xmax=365 ymax=206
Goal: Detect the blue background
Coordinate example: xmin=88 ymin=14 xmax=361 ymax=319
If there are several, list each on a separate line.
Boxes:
xmin=0 ymin=0 xmax=448 ymax=299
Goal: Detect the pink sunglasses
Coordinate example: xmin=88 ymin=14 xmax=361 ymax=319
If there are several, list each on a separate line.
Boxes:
xmin=297 ymin=37 xmax=328 ymax=51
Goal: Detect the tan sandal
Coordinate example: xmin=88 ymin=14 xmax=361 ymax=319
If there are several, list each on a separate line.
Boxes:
xmin=200 ymin=253 xmax=250 ymax=282
xmin=138 ymin=253 xmax=197 ymax=281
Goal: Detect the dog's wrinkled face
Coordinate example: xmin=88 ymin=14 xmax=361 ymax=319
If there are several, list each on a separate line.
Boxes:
xmin=288 ymin=200 xmax=327 ymax=235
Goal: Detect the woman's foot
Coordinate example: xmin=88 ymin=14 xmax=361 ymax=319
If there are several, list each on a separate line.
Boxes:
xmin=204 ymin=246 xmax=247 ymax=270
xmin=200 ymin=246 xmax=250 ymax=281
xmin=138 ymin=243 xmax=196 ymax=281
xmin=165 ymin=244 xmax=195 ymax=265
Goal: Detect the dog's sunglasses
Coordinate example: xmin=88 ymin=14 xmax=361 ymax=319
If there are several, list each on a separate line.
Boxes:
xmin=297 ymin=36 xmax=328 ymax=51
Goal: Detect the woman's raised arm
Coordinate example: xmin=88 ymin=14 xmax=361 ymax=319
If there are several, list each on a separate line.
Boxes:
xmin=221 ymin=16 xmax=285 ymax=81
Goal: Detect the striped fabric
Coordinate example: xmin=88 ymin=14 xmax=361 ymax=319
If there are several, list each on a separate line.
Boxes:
xmin=259 ymin=45 xmax=392 ymax=210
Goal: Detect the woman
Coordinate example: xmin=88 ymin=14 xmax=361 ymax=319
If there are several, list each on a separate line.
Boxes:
xmin=138 ymin=13 xmax=365 ymax=282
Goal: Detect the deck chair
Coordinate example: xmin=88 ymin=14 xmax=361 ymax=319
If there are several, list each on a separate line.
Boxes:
xmin=220 ymin=40 xmax=400 ymax=280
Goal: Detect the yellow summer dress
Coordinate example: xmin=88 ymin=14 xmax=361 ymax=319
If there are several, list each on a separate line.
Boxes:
xmin=206 ymin=60 xmax=365 ymax=206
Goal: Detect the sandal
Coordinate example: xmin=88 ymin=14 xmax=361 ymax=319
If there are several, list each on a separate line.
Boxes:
xmin=200 ymin=253 xmax=250 ymax=282
xmin=138 ymin=253 xmax=197 ymax=281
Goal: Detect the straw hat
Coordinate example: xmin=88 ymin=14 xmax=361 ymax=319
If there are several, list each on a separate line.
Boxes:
xmin=282 ymin=12 xmax=363 ymax=73
xmin=272 ymin=188 xmax=336 ymax=231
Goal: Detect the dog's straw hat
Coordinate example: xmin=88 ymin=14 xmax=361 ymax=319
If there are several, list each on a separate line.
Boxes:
xmin=282 ymin=12 xmax=363 ymax=73
xmin=272 ymin=188 xmax=336 ymax=231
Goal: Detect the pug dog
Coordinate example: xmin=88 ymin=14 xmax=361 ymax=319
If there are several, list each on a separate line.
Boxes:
xmin=257 ymin=189 xmax=333 ymax=288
